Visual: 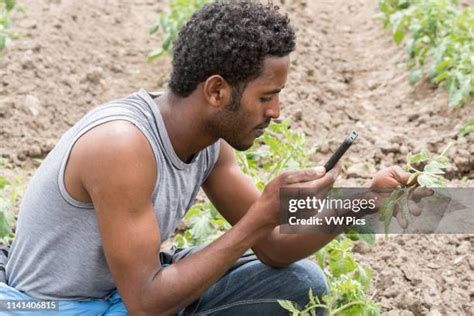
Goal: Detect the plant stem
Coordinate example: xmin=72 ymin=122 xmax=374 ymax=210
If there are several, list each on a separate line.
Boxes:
xmin=329 ymin=300 xmax=366 ymax=315
xmin=440 ymin=141 xmax=453 ymax=157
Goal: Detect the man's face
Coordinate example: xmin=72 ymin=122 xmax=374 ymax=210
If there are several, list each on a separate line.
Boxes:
xmin=209 ymin=56 xmax=290 ymax=150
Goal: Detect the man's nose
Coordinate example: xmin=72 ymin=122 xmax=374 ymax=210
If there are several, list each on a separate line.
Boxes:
xmin=265 ymin=99 xmax=280 ymax=119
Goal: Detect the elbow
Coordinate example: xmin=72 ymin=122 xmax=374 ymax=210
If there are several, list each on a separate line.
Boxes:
xmin=128 ymin=286 xmax=178 ymax=316
xmin=131 ymin=302 xmax=176 ymax=316
xmin=254 ymin=249 xmax=292 ymax=269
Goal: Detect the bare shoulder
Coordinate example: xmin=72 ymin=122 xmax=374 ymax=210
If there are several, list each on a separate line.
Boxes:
xmin=69 ymin=120 xmax=157 ymax=202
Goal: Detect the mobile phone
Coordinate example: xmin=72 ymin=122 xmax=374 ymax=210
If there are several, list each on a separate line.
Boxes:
xmin=324 ymin=130 xmax=358 ymax=172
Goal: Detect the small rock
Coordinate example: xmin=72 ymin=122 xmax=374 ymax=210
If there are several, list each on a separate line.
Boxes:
xmin=326 ymin=81 xmax=347 ymax=95
xmin=352 ymin=241 xmax=371 ymax=254
xmin=346 ymin=163 xmax=375 ymax=178
xmin=41 ymin=139 xmax=57 ymax=154
xmin=319 ymin=143 xmax=330 ymax=154
xmin=453 ymin=256 xmax=464 ymax=265
xmin=85 ymin=67 xmax=104 ymax=85
xmin=384 ymin=285 xmax=399 ymax=298
xmin=377 ymin=140 xmax=400 ymax=154
xmin=22 ymin=95 xmax=42 ymax=116
xmin=367 ymin=80 xmax=379 ymax=91
xmin=0 ymin=97 xmax=15 ymax=118
xmin=408 ymin=113 xmax=420 ymax=122
xmin=427 ymin=310 xmax=442 ymax=316
xmin=293 ymin=109 xmax=303 ymax=121
xmin=27 ymin=145 xmax=43 ymax=159
xmin=379 ymin=270 xmax=394 ymax=288
xmin=456 ymin=241 xmax=471 ymax=255
xmin=17 ymin=153 xmax=27 ymax=161
xmin=468 ymin=255 xmax=474 ymax=270
xmin=386 ymin=310 xmax=414 ymax=316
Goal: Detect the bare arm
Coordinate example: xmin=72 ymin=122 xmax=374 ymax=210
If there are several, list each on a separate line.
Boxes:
xmin=203 ymin=140 xmax=339 ymax=268
xmin=73 ymin=122 xmax=275 ymax=315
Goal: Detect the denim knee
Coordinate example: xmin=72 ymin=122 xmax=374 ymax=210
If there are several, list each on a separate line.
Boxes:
xmin=285 ymin=259 xmax=329 ymax=304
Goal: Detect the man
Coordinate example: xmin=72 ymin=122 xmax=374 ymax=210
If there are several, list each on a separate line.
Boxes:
xmin=1 ymin=1 xmax=420 ymax=315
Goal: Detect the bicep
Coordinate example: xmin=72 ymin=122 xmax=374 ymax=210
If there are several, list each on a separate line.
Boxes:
xmin=202 ymin=140 xmax=261 ymax=226
xmin=76 ymin=122 xmax=161 ymax=313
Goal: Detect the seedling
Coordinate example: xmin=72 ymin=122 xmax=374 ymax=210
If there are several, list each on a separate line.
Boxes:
xmin=148 ymin=0 xmax=213 ymax=61
xmin=458 ymin=119 xmax=474 ymax=136
xmin=279 ymin=238 xmax=380 ymax=316
xmin=378 ymin=143 xmax=453 ymax=233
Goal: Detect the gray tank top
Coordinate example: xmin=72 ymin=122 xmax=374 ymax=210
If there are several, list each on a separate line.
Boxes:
xmin=5 ymin=89 xmax=220 ymax=300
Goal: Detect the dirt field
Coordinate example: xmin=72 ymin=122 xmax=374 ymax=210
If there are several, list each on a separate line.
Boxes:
xmin=0 ymin=0 xmax=472 ymax=314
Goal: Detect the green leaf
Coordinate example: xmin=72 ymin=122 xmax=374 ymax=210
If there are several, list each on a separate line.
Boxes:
xmin=423 ymin=163 xmax=445 ymax=175
xmin=277 ymin=300 xmax=300 ymax=313
xmin=149 ymin=23 xmax=159 ymax=34
xmin=378 ymin=192 xmax=399 ymax=234
xmin=189 ymin=214 xmax=214 ymax=242
xmin=459 ymin=120 xmax=474 ymax=136
xmin=5 ymin=0 xmax=16 ymax=11
xmin=328 ymin=248 xmax=357 ymax=277
xmin=407 ymin=150 xmax=429 ymax=165
xmin=430 ymin=156 xmax=450 ymax=169
xmin=448 ymin=87 xmax=464 ymax=107
xmin=434 ymin=60 xmax=451 ymax=72
xmin=409 ymin=68 xmax=423 ymax=85
xmin=433 ymin=71 xmax=449 ymax=84
xmin=394 ymin=26 xmax=406 ymax=45
xmin=354 ymin=266 xmax=373 ymax=291
xmin=417 ymin=174 xmax=436 ymax=187
xmin=0 ymin=198 xmax=14 ymax=238
xmin=0 ymin=176 xmax=9 ymax=190
xmin=147 ymin=48 xmax=165 ymax=62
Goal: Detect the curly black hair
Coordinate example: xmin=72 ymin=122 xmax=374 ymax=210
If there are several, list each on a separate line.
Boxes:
xmin=169 ymin=0 xmax=296 ymax=97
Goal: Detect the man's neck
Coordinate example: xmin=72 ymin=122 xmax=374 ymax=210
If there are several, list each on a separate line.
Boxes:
xmin=155 ymin=91 xmax=218 ymax=163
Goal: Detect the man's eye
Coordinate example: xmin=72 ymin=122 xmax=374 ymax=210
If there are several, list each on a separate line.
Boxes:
xmin=260 ymin=96 xmax=272 ymax=103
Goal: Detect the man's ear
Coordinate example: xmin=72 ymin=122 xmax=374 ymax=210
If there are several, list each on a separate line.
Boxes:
xmin=203 ymin=75 xmax=232 ymax=108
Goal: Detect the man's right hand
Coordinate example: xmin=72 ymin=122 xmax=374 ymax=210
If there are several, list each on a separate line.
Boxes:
xmin=247 ymin=164 xmax=342 ymax=229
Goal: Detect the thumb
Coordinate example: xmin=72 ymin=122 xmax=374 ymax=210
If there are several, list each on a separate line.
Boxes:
xmin=285 ymin=166 xmax=326 ymax=185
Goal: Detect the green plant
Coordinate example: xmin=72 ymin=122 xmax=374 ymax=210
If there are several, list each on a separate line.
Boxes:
xmin=0 ymin=177 xmax=15 ymax=242
xmin=0 ymin=0 xmax=17 ymax=50
xmin=279 ymin=238 xmax=380 ymax=316
xmin=458 ymin=119 xmax=474 ymax=136
xmin=148 ymin=0 xmax=213 ymax=61
xmin=430 ymin=7 xmax=474 ymax=107
xmin=175 ymin=201 xmax=231 ymax=247
xmin=175 ymin=119 xmax=315 ymax=247
xmin=175 ymin=120 xmax=379 ymax=315
xmin=236 ymin=119 xmax=316 ymax=190
xmin=378 ymin=143 xmax=453 ymax=232
xmin=378 ymin=0 xmax=473 ymax=107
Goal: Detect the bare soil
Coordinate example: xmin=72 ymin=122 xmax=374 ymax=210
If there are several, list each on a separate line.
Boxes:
xmin=0 ymin=0 xmax=472 ymax=315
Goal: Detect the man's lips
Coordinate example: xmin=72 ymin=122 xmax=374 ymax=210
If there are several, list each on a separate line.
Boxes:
xmin=254 ymin=121 xmax=270 ymax=130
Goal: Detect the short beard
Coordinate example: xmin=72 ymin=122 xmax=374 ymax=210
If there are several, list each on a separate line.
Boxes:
xmin=226 ymin=83 xmax=246 ymax=112
xmin=205 ymin=83 xmax=254 ymax=150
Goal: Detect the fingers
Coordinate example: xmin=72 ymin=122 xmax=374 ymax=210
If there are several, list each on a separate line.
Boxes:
xmin=393 ymin=203 xmax=408 ymax=229
xmin=395 ymin=210 xmax=408 ymax=228
xmin=285 ymin=166 xmax=326 ymax=185
xmin=391 ymin=165 xmax=410 ymax=187
xmin=326 ymin=163 xmax=342 ymax=182
xmin=409 ymin=187 xmax=434 ymax=202
xmin=408 ymin=200 xmax=422 ymax=216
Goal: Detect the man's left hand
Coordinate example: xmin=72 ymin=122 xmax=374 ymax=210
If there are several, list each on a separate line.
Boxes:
xmin=368 ymin=166 xmax=433 ymax=228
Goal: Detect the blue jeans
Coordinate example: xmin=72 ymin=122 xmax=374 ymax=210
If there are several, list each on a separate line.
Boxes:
xmin=0 ymin=259 xmax=328 ymax=315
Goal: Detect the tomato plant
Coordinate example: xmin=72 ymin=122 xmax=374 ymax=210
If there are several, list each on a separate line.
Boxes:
xmin=148 ymin=0 xmax=213 ymax=61
xmin=378 ymin=0 xmax=473 ymax=107
xmin=0 ymin=0 xmax=17 ymax=50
